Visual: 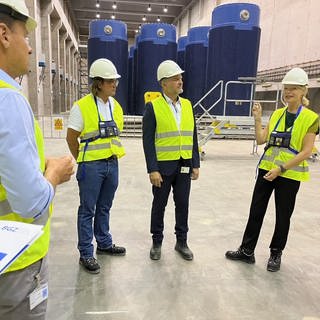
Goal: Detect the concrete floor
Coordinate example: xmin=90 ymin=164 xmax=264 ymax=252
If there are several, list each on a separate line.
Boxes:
xmin=44 ymin=138 xmax=320 ymax=320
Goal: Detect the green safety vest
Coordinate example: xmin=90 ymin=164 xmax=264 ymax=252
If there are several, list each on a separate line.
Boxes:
xmin=0 ymin=79 xmax=51 ymax=273
xmin=76 ymin=94 xmax=125 ymax=162
xmin=152 ymin=96 xmax=195 ymax=161
xmin=259 ymin=106 xmax=318 ymax=181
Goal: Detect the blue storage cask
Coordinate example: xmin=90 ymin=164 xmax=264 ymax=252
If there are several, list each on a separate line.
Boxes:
xmin=136 ymin=23 xmax=177 ymax=115
xmin=177 ymin=36 xmax=188 ymax=71
xmin=132 ymin=34 xmax=140 ymax=115
xmin=206 ymin=3 xmax=261 ymax=115
xmin=184 ymin=26 xmax=210 ymax=114
xmin=127 ymin=46 xmax=135 ymax=115
xmin=88 ymin=20 xmax=128 ymax=113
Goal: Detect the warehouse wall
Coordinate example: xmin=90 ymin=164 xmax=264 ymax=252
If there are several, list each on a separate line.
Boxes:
xmin=177 ymin=0 xmax=320 ymax=72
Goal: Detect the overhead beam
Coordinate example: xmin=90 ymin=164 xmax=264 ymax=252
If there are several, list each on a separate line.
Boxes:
xmin=73 ymin=8 xmax=176 ymax=18
xmin=76 ymin=15 xmax=171 ymax=23
xmin=96 ymin=0 xmax=185 ymax=7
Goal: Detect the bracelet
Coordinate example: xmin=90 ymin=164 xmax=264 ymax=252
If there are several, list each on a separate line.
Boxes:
xmin=279 ymin=165 xmax=287 ymax=173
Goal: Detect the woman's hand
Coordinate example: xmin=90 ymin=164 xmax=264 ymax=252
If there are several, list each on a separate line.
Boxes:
xmin=263 ymin=167 xmax=281 ymax=181
xmin=252 ymin=102 xmax=262 ymax=119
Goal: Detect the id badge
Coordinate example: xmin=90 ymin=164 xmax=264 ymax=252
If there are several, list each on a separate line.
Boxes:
xmin=180 ymin=166 xmax=190 ymax=174
xmin=29 ymin=283 xmax=48 ymax=310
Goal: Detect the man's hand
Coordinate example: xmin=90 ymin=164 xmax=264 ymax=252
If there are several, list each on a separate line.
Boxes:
xmin=45 ymin=155 xmax=75 ymax=188
xmin=149 ymin=171 xmax=163 ymax=187
xmin=191 ymin=168 xmax=199 ymax=180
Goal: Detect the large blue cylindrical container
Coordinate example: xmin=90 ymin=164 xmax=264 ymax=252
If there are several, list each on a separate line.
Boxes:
xmin=88 ymin=20 xmax=128 ymax=113
xmin=206 ymin=3 xmax=261 ymax=115
xmin=184 ymin=26 xmax=210 ymax=114
xmin=177 ymin=36 xmax=188 ymax=71
xmin=136 ymin=23 xmax=177 ymax=115
xmin=132 ymin=35 xmax=140 ymax=115
xmin=127 ymin=46 xmax=135 ymax=115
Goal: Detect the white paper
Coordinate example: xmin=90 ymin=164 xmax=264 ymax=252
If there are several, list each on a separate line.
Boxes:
xmin=0 ymin=220 xmax=43 ymax=274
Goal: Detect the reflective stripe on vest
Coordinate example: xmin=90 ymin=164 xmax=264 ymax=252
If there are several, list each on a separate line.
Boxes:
xmin=259 ymin=107 xmax=318 ymax=181
xmin=76 ymin=94 xmax=125 ymax=162
xmin=152 ymin=96 xmax=194 ymax=161
xmin=0 ymin=80 xmax=51 ymax=273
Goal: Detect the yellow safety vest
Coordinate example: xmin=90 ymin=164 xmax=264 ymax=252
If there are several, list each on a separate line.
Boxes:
xmin=0 ymin=80 xmax=51 ymax=273
xmin=76 ymin=94 xmax=125 ymax=162
xmin=152 ymin=96 xmax=195 ymax=161
xmin=259 ymin=106 xmax=318 ymax=181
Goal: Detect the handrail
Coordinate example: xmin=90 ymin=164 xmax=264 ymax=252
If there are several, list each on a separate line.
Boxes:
xmin=193 ymin=80 xmax=224 ymax=124
xmin=224 ymin=81 xmax=255 ymax=116
xmin=224 ymin=80 xmax=281 ymax=115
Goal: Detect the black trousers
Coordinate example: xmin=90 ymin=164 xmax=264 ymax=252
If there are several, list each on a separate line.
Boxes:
xmin=241 ymin=169 xmax=300 ymax=252
xmin=150 ymin=169 xmax=191 ymax=244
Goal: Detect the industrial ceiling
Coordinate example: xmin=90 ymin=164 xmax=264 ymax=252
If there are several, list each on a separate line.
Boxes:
xmin=69 ymin=0 xmax=194 ymax=44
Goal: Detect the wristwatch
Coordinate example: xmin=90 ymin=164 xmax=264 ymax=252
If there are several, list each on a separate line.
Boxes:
xmin=279 ymin=165 xmax=287 ymax=173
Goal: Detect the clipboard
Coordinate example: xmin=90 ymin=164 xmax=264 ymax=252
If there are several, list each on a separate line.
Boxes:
xmin=0 ymin=220 xmax=43 ymax=274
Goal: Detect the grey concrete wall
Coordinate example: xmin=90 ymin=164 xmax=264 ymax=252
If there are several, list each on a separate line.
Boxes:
xmin=23 ymin=0 xmax=80 ymax=115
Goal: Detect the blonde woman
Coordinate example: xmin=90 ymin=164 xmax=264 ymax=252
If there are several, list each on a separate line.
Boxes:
xmin=226 ymin=68 xmax=319 ymax=272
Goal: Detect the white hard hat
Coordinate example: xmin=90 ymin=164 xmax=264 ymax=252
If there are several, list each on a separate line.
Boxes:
xmin=89 ymin=58 xmax=121 ymax=79
xmin=0 ymin=0 xmax=37 ymax=32
xmin=157 ymin=60 xmax=184 ymax=82
xmin=282 ymin=67 xmax=308 ymax=86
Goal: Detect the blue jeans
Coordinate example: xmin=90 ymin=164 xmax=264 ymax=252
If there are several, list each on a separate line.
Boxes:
xmin=76 ymin=159 xmax=119 ymax=258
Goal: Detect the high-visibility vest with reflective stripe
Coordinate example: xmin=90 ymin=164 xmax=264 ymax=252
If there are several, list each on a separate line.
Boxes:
xmin=259 ymin=106 xmax=318 ymax=181
xmin=76 ymin=94 xmax=125 ymax=162
xmin=152 ymin=96 xmax=194 ymax=161
xmin=0 ymin=80 xmax=51 ymax=273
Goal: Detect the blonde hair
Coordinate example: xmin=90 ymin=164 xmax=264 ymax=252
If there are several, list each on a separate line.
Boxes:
xmin=301 ymin=86 xmax=309 ymax=107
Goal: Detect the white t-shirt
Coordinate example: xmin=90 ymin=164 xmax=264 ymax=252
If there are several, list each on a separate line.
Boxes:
xmin=68 ymin=95 xmax=115 ymax=132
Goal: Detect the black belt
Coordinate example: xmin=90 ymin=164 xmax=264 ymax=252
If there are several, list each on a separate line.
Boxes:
xmin=105 ymin=155 xmax=117 ymax=161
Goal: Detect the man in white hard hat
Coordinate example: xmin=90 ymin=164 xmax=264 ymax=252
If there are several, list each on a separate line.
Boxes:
xmin=66 ymin=58 xmax=126 ymax=274
xmin=226 ymin=67 xmax=319 ymax=272
xmin=0 ymin=1 xmax=74 ymax=319
xmin=143 ymin=60 xmax=200 ymax=261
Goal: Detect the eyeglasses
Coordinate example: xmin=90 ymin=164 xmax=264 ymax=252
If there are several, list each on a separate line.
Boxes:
xmin=104 ymin=79 xmax=119 ymax=86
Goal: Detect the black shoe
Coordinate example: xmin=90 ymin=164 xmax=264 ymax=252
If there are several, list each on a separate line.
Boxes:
xmin=175 ymin=241 xmax=193 ymax=261
xmin=150 ymin=244 xmax=162 ymax=260
xmin=267 ymin=249 xmax=282 ymax=272
xmin=79 ymin=257 xmax=100 ymax=274
xmin=225 ymin=247 xmax=255 ymax=264
xmin=96 ymin=244 xmax=126 ymax=256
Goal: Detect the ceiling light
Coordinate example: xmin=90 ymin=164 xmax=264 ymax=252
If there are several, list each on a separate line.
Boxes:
xmin=111 ymin=14 xmax=116 ymax=19
xmin=95 ymin=1 xmax=100 ymax=8
xmin=96 ymin=12 xmax=100 ymax=18
xmin=157 ymin=16 xmax=161 ymax=22
xmin=163 ymin=6 xmax=168 ymax=13
xmin=112 ymin=2 xmax=117 ymax=9
xmin=142 ymin=15 xmax=146 ymax=21
xmin=135 ymin=29 xmax=139 ymax=33
xmin=139 ymin=24 xmax=141 ymax=29
xmin=147 ymin=4 xmax=152 ymax=12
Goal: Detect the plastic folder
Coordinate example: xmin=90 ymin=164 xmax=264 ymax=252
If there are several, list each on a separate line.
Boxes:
xmin=0 ymin=220 xmax=43 ymax=274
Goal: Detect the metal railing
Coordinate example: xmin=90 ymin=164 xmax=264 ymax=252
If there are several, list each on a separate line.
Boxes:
xmin=193 ymin=80 xmax=224 ymax=124
xmin=36 ymin=114 xmax=143 ymax=139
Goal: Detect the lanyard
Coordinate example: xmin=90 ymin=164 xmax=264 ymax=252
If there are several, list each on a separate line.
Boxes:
xmin=94 ymin=96 xmax=114 ymax=122
xmin=272 ymin=105 xmax=302 ymax=132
